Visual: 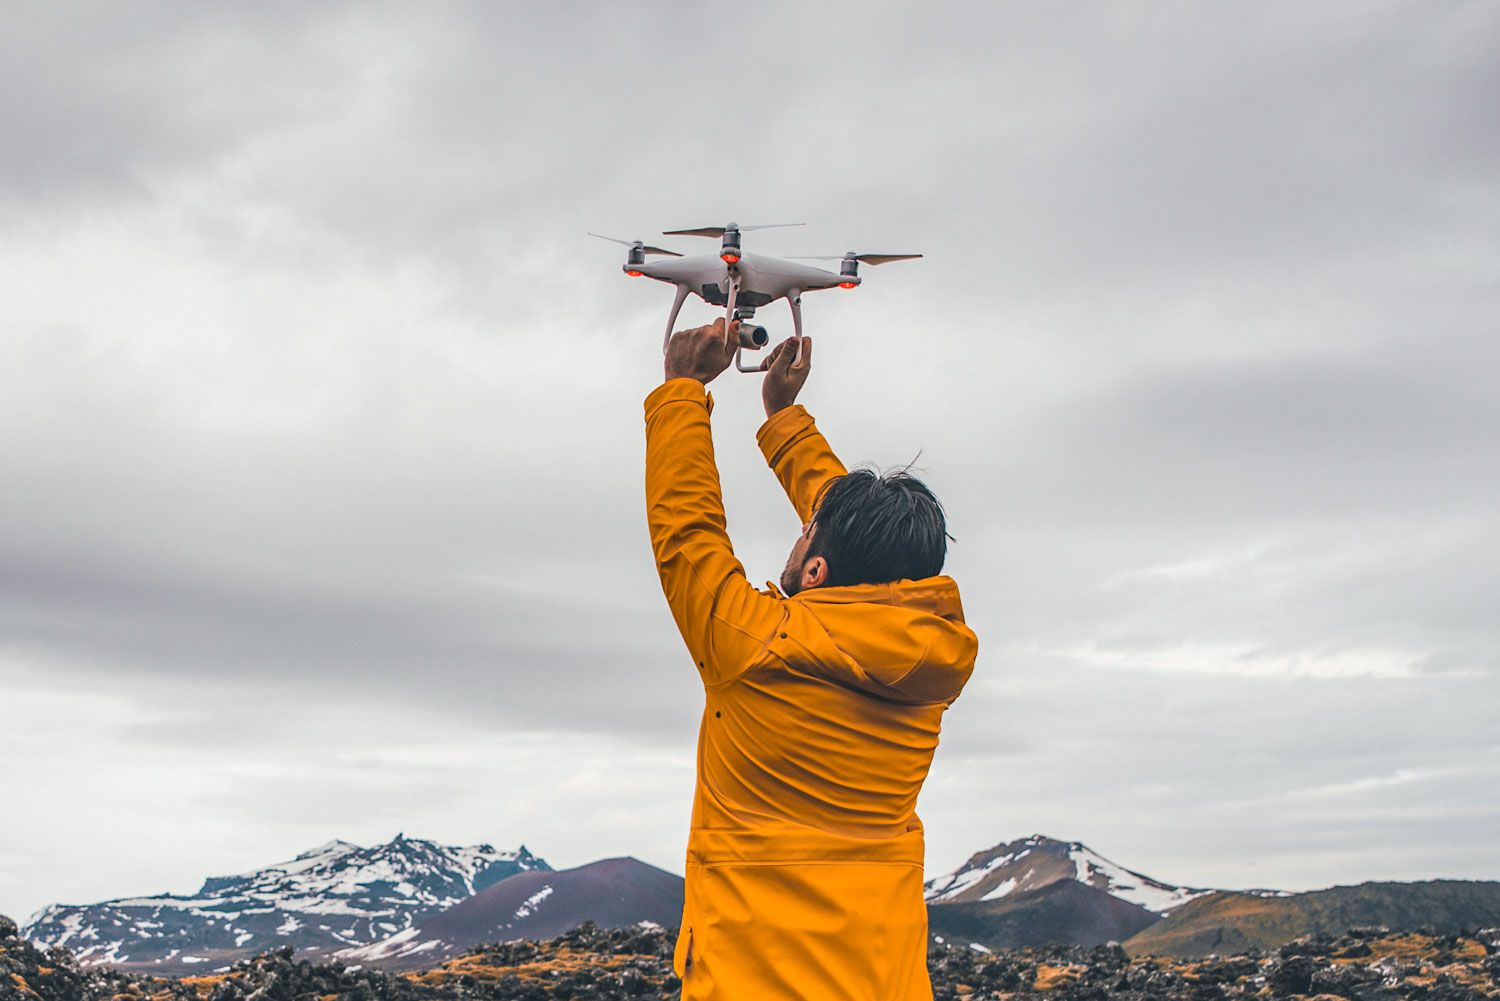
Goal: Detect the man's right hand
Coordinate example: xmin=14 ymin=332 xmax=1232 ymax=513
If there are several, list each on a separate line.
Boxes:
xmin=664 ymin=318 xmax=740 ymax=386
xmin=761 ymin=337 xmax=812 ymax=419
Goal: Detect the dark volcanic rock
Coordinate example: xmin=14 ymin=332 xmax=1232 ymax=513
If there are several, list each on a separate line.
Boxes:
xmin=1266 ymin=954 xmax=1317 ymax=993
xmin=5 ymin=914 xmax=1497 ymax=1000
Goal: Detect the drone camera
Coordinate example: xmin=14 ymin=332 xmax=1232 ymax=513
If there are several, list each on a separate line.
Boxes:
xmin=738 ymin=323 xmax=769 ymax=348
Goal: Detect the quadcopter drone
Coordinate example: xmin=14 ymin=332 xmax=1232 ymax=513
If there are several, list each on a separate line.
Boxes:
xmin=590 ymin=222 xmax=921 ymax=371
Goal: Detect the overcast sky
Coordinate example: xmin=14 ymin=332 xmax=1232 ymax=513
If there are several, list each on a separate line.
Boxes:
xmin=2 ymin=2 xmax=1497 ymax=924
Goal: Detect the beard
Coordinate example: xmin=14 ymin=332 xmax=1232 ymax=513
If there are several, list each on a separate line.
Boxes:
xmin=780 ymin=555 xmax=805 ymax=597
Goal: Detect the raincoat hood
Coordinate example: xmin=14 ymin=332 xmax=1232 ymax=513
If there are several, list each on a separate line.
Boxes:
xmin=790 ymin=575 xmax=977 ymax=705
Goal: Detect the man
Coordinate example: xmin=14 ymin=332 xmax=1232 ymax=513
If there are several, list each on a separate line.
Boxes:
xmin=644 ymin=319 xmax=978 ymax=1001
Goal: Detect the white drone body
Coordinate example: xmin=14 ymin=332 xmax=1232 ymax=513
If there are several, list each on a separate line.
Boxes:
xmin=591 ymin=222 xmax=920 ymax=371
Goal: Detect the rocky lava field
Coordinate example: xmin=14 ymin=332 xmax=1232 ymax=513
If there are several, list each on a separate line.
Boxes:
xmin=5 ymin=913 xmax=1500 ymax=1000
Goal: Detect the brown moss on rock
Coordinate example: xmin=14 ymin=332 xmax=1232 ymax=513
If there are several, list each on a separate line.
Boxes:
xmin=6 ymin=912 xmax=1500 ymax=1000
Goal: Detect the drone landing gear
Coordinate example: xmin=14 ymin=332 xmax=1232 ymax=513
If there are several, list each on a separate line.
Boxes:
xmin=787 ymin=292 xmax=805 ymax=366
xmin=658 ymin=272 xmax=800 ymax=373
xmin=662 ymin=284 xmax=692 ymax=354
xmin=732 ymin=293 xmax=805 ymax=371
xmin=723 ymin=276 xmax=742 ymax=349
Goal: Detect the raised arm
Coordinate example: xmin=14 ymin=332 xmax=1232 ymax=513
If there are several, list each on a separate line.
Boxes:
xmin=754 ymin=337 xmax=847 ymax=524
xmin=645 ymin=322 xmax=785 ymax=686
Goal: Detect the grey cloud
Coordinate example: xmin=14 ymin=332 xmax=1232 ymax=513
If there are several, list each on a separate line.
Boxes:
xmin=1009 ymin=336 xmax=1499 ymax=524
xmin=0 ymin=4 xmax=345 ymax=202
xmin=0 ymin=532 xmax=700 ymax=739
xmin=923 ymin=665 xmax=1500 ymax=888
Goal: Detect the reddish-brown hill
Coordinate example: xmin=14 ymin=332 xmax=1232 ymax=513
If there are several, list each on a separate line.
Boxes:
xmin=341 ymin=856 xmax=683 ymax=971
xmin=1126 ymin=880 xmax=1500 ymax=958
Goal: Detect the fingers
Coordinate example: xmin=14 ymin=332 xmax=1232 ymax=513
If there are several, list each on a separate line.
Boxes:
xmin=670 ymin=322 xmax=713 ymax=344
xmin=759 ymin=337 xmax=813 ymax=375
xmin=676 ymin=319 xmax=723 ymax=338
xmin=678 ymin=319 xmax=736 ymax=355
xmin=760 ymin=338 xmax=789 ymax=372
xmin=702 ymin=317 xmax=734 ymax=351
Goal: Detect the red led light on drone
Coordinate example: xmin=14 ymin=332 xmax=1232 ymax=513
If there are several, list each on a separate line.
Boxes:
xmin=721 ymin=253 xmax=740 ymax=263
xmin=626 ymin=270 xmax=644 ymax=276
xmin=839 ymin=281 xmax=857 ymax=289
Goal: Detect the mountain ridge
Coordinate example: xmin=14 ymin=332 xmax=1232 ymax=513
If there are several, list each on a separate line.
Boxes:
xmin=924 ymin=833 xmax=1215 ymax=914
xmin=1125 ymin=879 xmax=1500 ymax=957
xmin=21 ymin=831 xmax=1500 ymax=969
xmin=21 ymin=835 xmax=547 ymax=975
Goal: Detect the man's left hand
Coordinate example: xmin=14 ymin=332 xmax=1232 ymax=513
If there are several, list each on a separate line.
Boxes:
xmin=665 ymin=318 xmax=739 ymax=385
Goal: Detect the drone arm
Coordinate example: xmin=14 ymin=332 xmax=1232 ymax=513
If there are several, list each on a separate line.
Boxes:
xmin=663 ymin=283 xmax=692 ymax=354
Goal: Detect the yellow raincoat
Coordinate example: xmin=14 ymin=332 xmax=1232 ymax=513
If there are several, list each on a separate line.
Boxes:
xmin=645 ymin=379 xmax=978 ymax=1001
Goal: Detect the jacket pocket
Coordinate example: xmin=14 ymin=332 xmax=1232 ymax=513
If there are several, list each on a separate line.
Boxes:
xmin=673 ymin=924 xmax=693 ymax=979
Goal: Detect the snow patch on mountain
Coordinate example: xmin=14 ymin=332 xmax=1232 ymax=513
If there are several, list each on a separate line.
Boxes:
xmin=979 ymin=877 xmax=1019 ymax=901
xmin=927 ymin=849 xmax=1033 ymax=902
xmin=514 ymin=886 xmax=553 ymax=920
xmin=1065 ymin=842 xmax=1211 ymax=913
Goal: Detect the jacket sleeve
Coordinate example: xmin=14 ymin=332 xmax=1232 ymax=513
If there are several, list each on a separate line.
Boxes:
xmin=755 ymin=404 xmax=849 ymax=524
xmin=645 ymin=379 xmax=786 ymax=686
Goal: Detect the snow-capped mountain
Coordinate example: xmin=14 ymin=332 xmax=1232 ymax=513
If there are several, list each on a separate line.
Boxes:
xmin=22 ymin=834 xmax=548 ymax=974
xmin=925 ymin=834 xmax=1212 ymax=915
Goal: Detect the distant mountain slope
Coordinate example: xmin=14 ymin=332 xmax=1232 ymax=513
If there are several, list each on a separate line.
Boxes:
xmin=1125 ymin=880 xmax=1500 ymax=958
xmin=927 ymin=877 xmax=1161 ymax=950
xmin=926 ymin=834 xmax=1212 ymax=915
xmin=22 ymin=834 xmax=547 ymax=975
xmin=340 ymin=856 xmax=683 ymax=971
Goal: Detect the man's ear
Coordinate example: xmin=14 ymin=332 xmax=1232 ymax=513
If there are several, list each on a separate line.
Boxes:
xmin=801 ymin=556 xmax=829 ymax=591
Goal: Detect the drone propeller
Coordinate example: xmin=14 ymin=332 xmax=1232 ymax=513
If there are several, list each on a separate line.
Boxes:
xmin=789 ymin=253 xmax=924 ymax=266
xmin=587 ymin=233 xmax=682 ymax=257
xmin=662 ymin=222 xmax=806 ymax=238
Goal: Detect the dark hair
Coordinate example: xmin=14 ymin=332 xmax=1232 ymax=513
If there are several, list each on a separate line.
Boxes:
xmin=807 ymin=467 xmax=948 ymax=587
